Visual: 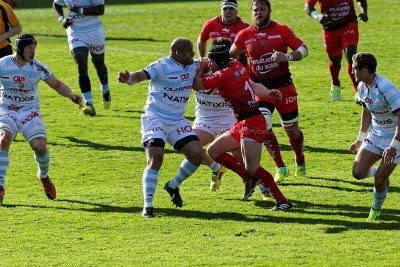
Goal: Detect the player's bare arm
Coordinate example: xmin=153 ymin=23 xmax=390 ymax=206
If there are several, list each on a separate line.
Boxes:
xmin=0 ymin=22 xmax=21 ymax=43
xmin=45 ymin=74 xmax=83 ymax=108
xmin=356 ymin=0 xmax=368 ymax=22
xmin=196 ymin=35 xmax=207 ymax=59
xmin=67 ymin=4 xmax=104 ymax=16
xmin=349 ymin=106 xmax=372 ymax=153
xmin=382 ymin=111 xmax=400 ymax=164
xmin=304 ymin=3 xmax=331 ymax=26
xmin=271 ymin=44 xmax=308 ymax=64
xmin=117 ymin=70 xmax=148 ymax=86
xmin=53 ymin=2 xmax=72 ymax=28
xmin=229 ymin=44 xmax=242 ymax=59
xmin=253 ymin=82 xmax=282 ymax=100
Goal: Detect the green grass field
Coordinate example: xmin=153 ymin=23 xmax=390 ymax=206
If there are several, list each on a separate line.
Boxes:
xmin=1 ymin=0 xmax=399 ymax=265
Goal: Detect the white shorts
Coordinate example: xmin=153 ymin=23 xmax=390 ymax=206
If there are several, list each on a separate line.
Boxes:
xmin=0 ymin=109 xmax=47 ymax=141
xmin=66 ymin=26 xmax=105 ymax=55
xmin=361 ymin=132 xmax=400 ymax=165
xmin=141 ymin=115 xmax=197 ymax=149
xmin=193 ymin=116 xmax=236 ymax=138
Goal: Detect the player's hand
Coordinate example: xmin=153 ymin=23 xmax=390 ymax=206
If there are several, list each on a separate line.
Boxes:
xmin=61 ymin=17 xmax=72 ymax=29
xmin=267 ymin=89 xmax=282 ymax=101
xmin=349 ymin=140 xmax=362 ymax=153
xmin=319 ymin=14 xmax=331 ymax=26
xmin=70 ymin=94 xmax=83 ymax=109
xmin=382 ymin=146 xmax=396 ymax=164
xmin=117 ymin=70 xmax=131 ymax=84
xmin=358 ymin=13 xmax=368 ymax=22
xmin=271 ymin=50 xmax=286 ymax=63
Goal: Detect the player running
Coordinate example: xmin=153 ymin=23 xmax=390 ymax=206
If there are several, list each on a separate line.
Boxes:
xmin=193 ymin=45 xmax=293 ymax=211
xmin=305 ymin=0 xmax=368 ymax=102
xmin=117 ymin=38 xmax=204 ymax=218
xmin=53 ymin=0 xmax=110 ymax=116
xmin=0 ymin=34 xmax=83 ymax=205
xmin=230 ymin=0 xmax=308 ymax=184
xmin=349 ymin=52 xmax=399 ymax=221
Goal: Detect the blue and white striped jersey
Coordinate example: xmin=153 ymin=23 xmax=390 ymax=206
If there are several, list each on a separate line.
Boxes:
xmin=194 ymin=90 xmax=232 ymax=120
xmin=0 ymin=56 xmax=52 ymax=111
xmin=358 ymin=74 xmax=400 ymax=137
xmin=54 ymin=0 xmax=103 ymax=32
xmin=143 ymin=57 xmax=200 ymax=120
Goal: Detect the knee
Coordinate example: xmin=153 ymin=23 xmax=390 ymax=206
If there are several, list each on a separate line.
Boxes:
xmin=206 ymin=146 xmax=218 ymax=161
xmin=352 ymin=167 xmax=365 ymax=180
xmin=147 ymin=154 xmax=163 ymax=170
xmin=187 ymin=149 xmax=203 ymax=166
xmin=0 ymin=131 xmax=12 ymax=151
xmin=284 ymin=124 xmax=300 ymax=140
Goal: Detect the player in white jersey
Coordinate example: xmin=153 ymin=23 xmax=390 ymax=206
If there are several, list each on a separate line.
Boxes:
xmin=0 ymin=34 xmax=82 ymax=205
xmin=118 ymin=38 xmax=204 ymax=218
xmin=53 ymin=0 xmax=110 ymax=116
xmin=349 ymin=52 xmax=400 ymax=221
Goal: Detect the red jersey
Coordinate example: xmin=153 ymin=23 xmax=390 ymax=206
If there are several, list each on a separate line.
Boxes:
xmin=306 ymin=0 xmax=357 ymax=31
xmin=234 ymin=21 xmax=303 ymax=82
xmin=199 ymin=16 xmax=249 ymax=42
xmin=201 ymin=60 xmax=258 ymax=118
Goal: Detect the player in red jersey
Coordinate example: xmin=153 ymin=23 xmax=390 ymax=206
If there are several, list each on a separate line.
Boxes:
xmin=193 ymin=45 xmax=293 ymax=211
xmin=305 ymin=0 xmax=368 ymax=102
xmin=230 ymin=0 xmax=309 ymax=183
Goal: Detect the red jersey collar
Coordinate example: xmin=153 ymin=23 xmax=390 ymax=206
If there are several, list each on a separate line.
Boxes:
xmin=251 ymin=21 xmax=275 ymax=31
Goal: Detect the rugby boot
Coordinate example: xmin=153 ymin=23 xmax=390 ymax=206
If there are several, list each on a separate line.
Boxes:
xmin=242 ymin=176 xmax=258 ymax=201
xmin=102 ymin=91 xmax=111 ymax=109
xmin=270 ymin=200 xmax=293 ymax=211
xmin=83 ymin=104 xmax=96 ymax=116
xmin=210 ymin=166 xmax=226 ymax=191
xmin=164 ymin=181 xmax=183 ymax=207
xmin=274 ymin=166 xmax=289 ymax=184
xmin=141 ymin=207 xmax=155 ymax=218
xmin=367 ymin=207 xmax=381 ymax=222
xmin=331 ymin=85 xmax=341 ymax=100
xmin=40 ymin=176 xmax=56 ymax=200
xmin=295 ymin=162 xmax=307 ymax=178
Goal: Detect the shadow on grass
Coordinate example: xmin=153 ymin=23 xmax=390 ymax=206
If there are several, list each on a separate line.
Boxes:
xmin=277 ymin=143 xmax=350 ymax=154
xmin=46 ymin=137 xmax=180 ymax=154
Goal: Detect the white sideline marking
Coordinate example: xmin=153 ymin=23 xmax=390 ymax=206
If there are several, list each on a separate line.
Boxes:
xmin=108 ymin=47 xmax=165 ymax=55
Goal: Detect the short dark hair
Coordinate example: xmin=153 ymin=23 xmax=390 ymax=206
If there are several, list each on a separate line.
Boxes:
xmin=211 ymin=37 xmax=232 ymax=49
xmin=251 ymin=0 xmax=271 ymax=9
xmin=352 ymin=52 xmax=377 ymax=74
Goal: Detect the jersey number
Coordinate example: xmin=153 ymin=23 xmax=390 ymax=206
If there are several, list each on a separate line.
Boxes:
xmin=244 ymin=80 xmax=256 ymax=99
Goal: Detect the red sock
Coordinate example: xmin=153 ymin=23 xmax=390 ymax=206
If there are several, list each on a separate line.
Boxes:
xmin=263 ymin=130 xmax=285 ymax=168
xmin=329 ymin=61 xmax=341 ymax=86
xmin=254 ymin=167 xmax=286 ymax=201
xmin=347 ymin=63 xmax=358 ymax=93
xmin=215 ymin=153 xmax=248 ymax=182
xmin=289 ymin=130 xmax=305 ymax=165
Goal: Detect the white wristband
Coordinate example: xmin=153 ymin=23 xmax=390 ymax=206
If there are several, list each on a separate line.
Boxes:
xmin=58 ymin=16 xmax=64 ymax=23
xmin=311 ymin=10 xmax=319 ymax=20
xmin=285 ymin=53 xmax=293 ymax=61
xmin=390 ymin=139 xmax=399 ymax=149
xmin=78 ymin=7 xmax=83 ymax=14
xmin=357 ymin=131 xmax=366 ymax=142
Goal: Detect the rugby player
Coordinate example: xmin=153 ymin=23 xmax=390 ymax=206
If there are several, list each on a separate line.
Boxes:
xmin=230 ymin=0 xmax=308 ymax=183
xmin=349 ymin=52 xmax=399 ymax=221
xmin=0 ymin=34 xmax=83 ymax=205
xmin=118 ymin=38 xmax=204 ymax=218
xmin=0 ymin=0 xmax=22 ymax=58
xmin=53 ymin=0 xmax=110 ymax=116
xmin=305 ymin=0 xmax=368 ymax=102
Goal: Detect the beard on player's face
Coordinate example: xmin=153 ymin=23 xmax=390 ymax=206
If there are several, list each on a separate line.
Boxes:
xmin=253 ymin=13 xmax=270 ymax=28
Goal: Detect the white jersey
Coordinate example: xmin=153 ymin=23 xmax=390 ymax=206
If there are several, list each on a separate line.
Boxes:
xmin=194 ymin=89 xmax=233 ymax=120
xmin=0 ymin=56 xmax=51 ymax=112
xmin=358 ymin=74 xmax=400 ymax=138
xmin=143 ymin=57 xmax=200 ymax=120
xmin=54 ymin=0 xmax=104 ymax=32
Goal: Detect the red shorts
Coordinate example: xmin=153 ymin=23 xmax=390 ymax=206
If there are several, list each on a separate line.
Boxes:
xmin=323 ymin=22 xmax=359 ymax=57
xmin=229 ymin=114 xmax=267 ymax=143
xmin=256 ymin=83 xmax=298 ymax=114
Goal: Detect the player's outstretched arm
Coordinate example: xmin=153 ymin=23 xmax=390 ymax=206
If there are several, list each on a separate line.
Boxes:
xmin=197 ymin=35 xmax=207 ymax=59
xmin=44 ymin=74 xmax=83 ymax=108
xmin=253 ymin=82 xmax=282 ymax=100
xmin=117 ymin=70 xmax=148 ymax=86
xmin=304 ymin=3 xmax=331 ymax=25
xmin=192 ymin=58 xmax=210 ymax=91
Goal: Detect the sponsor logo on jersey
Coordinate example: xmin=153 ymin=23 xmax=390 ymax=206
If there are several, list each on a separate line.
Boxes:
xmin=374 ymin=118 xmax=393 ymax=125
xmin=163 ymin=93 xmax=189 ymax=103
xmin=329 ymin=2 xmax=350 ymax=21
xmin=196 ymin=98 xmax=230 ymax=108
xmin=257 ymin=33 xmax=267 ymax=38
xmin=89 ymin=44 xmax=105 ymax=52
xmin=245 ymin=38 xmax=256 ymax=45
xmin=371 ymin=109 xmax=390 ymax=115
xmin=222 ymin=28 xmax=230 ymax=33
xmin=180 ymin=73 xmax=190 ymax=81
xmin=268 ymin=35 xmax=281 ymax=39
xmin=210 ymin=32 xmax=220 ymax=36
xmin=252 ymin=52 xmax=278 ymax=74
xmin=176 ymin=125 xmax=192 ymax=135
xmin=1 ymin=92 xmax=34 ymax=103
xmin=168 ymin=76 xmax=179 ymax=79
xmin=21 ymin=110 xmax=41 ymax=125
xmin=164 ymin=84 xmax=192 ymax=92
xmin=260 ymin=42 xmax=265 ymax=47
xmin=234 ymin=71 xmax=240 ymax=77
xmin=364 ymin=97 xmax=373 ymax=105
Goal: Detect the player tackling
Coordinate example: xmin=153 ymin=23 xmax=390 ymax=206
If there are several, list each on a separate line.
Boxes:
xmin=0 ymin=34 xmax=83 ymax=205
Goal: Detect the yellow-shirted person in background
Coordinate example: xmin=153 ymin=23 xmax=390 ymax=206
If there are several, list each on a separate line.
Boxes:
xmin=0 ymin=0 xmax=22 ymax=58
